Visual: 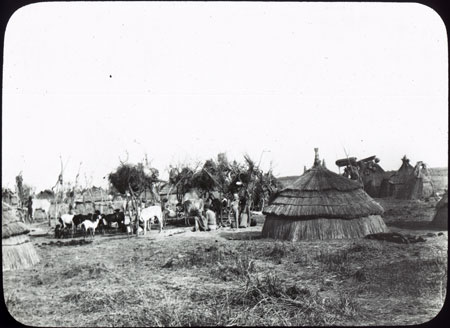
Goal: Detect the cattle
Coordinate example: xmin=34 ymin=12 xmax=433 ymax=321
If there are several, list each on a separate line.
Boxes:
xmin=60 ymin=214 xmax=74 ymax=228
xmin=102 ymin=210 xmax=125 ymax=232
xmin=31 ymin=199 xmax=51 ymax=220
xmin=74 ymin=211 xmax=102 ymax=227
xmin=183 ymin=198 xmax=204 ymax=226
xmin=58 ymin=214 xmax=75 ymax=238
xmin=139 ymin=205 xmax=164 ymax=235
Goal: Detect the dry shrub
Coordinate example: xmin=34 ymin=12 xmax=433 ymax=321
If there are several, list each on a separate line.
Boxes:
xmin=60 ymin=263 xmax=108 ymax=280
xmin=211 ymin=252 xmax=255 ymax=281
xmin=348 ymin=241 xmax=384 ymax=254
xmin=315 ymin=249 xmax=352 ymax=275
xmin=229 ymin=274 xmax=308 ymax=306
xmin=177 ymin=245 xmax=225 ymax=269
xmin=222 ymin=273 xmax=359 ymax=326
xmin=63 ymin=288 xmax=145 ymax=315
xmin=266 ymin=242 xmax=287 ymax=261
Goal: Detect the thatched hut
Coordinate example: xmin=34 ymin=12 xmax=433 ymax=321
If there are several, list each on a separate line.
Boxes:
xmin=379 ymin=156 xmax=435 ymax=200
xmin=262 ymin=149 xmax=389 ymax=241
xmin=379 ymin=156 xmax=414 ymax=198
xmin=2 ymin=203 xmax=40 ymax=271
xmin=430 ymin=191 xmax=447 ymax=229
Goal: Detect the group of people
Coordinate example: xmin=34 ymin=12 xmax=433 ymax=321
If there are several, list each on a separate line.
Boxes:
xmin=192 ymin=193 xmax=253 ymax=232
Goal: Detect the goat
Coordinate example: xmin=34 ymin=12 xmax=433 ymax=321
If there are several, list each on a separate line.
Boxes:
xmin=80 ymin=216 xmax=101 ymax=239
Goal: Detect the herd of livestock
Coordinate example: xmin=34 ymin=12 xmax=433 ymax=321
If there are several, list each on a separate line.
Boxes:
xmin=32 ymin=192 xmax=231 ymax=240
xmin=55 ymin=205 xmax=164 ymax=239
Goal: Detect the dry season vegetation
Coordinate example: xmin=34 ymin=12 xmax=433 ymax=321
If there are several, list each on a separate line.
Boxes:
xmin=3 ymin=199 xmax=448 ymax=326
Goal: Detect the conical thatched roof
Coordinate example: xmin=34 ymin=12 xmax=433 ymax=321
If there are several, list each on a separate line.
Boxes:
xmin=263 ymin=150 xmax=384 ymax=219
xmin=262 ymin=149 xmax=388 ymax=241
xmin=389 ymin=156 xmax=414 ymax=185
xmin=2 ymin=204 xmax=30 ymax=239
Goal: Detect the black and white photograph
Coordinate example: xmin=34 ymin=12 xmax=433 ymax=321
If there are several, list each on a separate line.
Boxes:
xmin=1 ymin=1 xmax=448 ymax=326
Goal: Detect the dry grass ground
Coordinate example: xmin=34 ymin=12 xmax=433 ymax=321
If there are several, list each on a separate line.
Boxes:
xmin=3 ymin=200 xmax=447 ymax=326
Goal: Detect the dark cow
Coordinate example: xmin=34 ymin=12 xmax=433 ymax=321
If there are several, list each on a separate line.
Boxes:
xmin=72 ymin=211 xmax=102 ymax=232
xmin=102 ymin=209 xmax=125 ymax=232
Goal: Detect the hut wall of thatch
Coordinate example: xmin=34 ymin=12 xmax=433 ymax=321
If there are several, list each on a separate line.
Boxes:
xmin=262 ymin=215 xmax=388 ymax=241
xmin=3 ymin=234 xmax=40 ymax=271
xmin=2 ymin=205 xmax=40 ymax=271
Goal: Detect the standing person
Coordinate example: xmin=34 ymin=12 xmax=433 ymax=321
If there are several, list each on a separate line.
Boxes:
xmin=124 ymin=209 xmax=133 ymax=237
xmin=26 ymin=196 xmax=33 ymax=223
xmin=229 ymin=193 xmax=240 ymax=228
xmin=204 ymin=203 xmax=218 ymax=231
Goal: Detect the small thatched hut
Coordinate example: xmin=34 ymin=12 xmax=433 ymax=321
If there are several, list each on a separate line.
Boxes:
xmin=379 ymin=156 xmax=435 ymax=200
xmin=262 ymin=149 xmax=389 ymax=241
xmin=379 ymin=156 xmax=415 ymax=198
xmin=2 ymin=203 xmax=40 ymax=271
xmin=430 ymin=191 xmax=447 ymax=229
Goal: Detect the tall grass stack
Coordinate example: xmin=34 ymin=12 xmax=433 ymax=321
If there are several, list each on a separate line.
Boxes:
xmin=2 ymin=203 xmax=40 ymax=271
xmin=262 ymin=149 xmax=389 ymax=241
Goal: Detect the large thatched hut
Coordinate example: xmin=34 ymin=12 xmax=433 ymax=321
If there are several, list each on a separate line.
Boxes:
xmin=430 ymin=191 xmax=447 ymax=229
xmin=262 ymin=149 xmax=389 ymax=241
xmin=2 ymin=203 xmax=40 ymax=271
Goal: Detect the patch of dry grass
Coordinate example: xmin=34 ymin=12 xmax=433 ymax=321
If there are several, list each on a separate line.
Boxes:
xmin=3 ymin=206 xmax=447 ymax=327
xmin=360 ymin=256 xmax=448 ymax=298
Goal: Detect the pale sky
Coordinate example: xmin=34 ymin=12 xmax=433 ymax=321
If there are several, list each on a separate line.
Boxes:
xmin=2 ymin=2 xmax=448 ymax=192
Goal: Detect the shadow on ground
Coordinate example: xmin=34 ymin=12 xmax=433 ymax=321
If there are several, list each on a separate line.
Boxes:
xmin=388 ymin=221 xmax=443 ymax=231
xmin=218 ymin=230 xmax=263 ymax=240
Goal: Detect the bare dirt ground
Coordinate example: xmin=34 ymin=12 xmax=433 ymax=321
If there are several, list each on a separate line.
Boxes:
xmin=3 ymin=199 xmax=447 ymax=326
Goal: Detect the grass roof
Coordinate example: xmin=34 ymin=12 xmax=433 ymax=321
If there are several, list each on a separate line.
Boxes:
xmin=263 ymin=154 xmax=384 ymax=219
xmin=2 ymin=205 xmax=30 ymax=239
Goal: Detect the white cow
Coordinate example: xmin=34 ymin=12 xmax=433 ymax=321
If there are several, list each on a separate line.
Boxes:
xmin=139 ymin=205 xmax=164 ymax=235
xmin=32 ymin=199 xmax=51 ymax=220
xmin=59 ymin=214 xmax=75 ymax=238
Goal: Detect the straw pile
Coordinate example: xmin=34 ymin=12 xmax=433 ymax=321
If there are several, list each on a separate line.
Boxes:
xmin=2 ymin=204 xmax=40 ymax=271
xmin=262 ymin=149 xmax=388 ymax=241
xmin=430 ymin=191 xmax=448 ymax=229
